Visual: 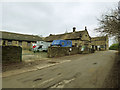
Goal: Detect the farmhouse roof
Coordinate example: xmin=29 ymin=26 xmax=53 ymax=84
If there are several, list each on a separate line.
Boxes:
xmin=44 ymin=30 xmax=87 ymax=42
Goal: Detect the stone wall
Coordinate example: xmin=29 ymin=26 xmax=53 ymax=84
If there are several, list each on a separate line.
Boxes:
xmin=48 ymin=47 xmax=83 ymax=58
xmin=1 ymin=40 xmax=33 ymax=50
xmin=12 ymin=40 xmax=19 ymax=46
xmin=2 ymin=46 xmax=22 ymax=64
xmin=22 ymin=41 xmax=28 ymax=49
xmin=91 ymin=36 xmax=109 ymax=50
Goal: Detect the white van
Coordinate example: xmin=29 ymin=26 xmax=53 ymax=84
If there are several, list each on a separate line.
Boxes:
xmin=33 ymin=41 xmax=51 ymax=52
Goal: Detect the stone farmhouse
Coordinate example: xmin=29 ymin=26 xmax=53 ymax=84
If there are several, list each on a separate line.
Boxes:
xmin=45 ymin=27 xmax=91 ymax=48
xmin=45 ymin=27 xmax=109 ymax=50
xmin=0 ymin=31 xmax=42 ymax=49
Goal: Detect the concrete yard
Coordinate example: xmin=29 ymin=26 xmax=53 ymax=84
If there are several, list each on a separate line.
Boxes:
xmin=22 ymin=50 xmax=48 ymax=61
xmin=2 ymin=50 xmax=118 ymax=88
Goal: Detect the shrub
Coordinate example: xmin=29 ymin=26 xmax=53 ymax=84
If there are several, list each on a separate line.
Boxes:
xmin=109 ymin=43 xmax=119 ymax=50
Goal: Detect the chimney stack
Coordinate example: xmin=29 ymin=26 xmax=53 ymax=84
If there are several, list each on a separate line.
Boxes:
xmin=73 ymin=27 xmax=76 ymax=32
xmin=85 ymin=26 xmax=87 ymax=30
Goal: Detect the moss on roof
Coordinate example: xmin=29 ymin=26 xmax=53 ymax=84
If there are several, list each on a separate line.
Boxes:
xmin=0 ymin=31 xmax=43 ymax=41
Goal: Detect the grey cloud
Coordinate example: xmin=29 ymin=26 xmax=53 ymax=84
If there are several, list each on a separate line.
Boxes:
xmin=2 ymin=2 xmax=116 ymax=37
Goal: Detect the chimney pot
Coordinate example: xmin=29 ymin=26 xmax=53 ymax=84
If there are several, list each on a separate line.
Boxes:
xmin=85 ymin=26 xmax=87 ymax=30
xmin=49 ymin=34 xmax=52 ymax=36
xmin=73 ymin=27 xmax=76 ymax=32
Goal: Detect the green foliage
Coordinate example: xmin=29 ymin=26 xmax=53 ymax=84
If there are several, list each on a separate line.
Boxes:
xmin=109 ymin=43 xmax=119 ymax=50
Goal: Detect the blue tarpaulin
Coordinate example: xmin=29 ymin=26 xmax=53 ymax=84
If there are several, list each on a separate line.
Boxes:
xmin=51 ymin=40 xmax=72 ymax=47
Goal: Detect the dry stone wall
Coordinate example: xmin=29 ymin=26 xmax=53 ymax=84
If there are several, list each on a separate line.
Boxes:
xmin=47 ymin=47 xmax=83 ymax=58
xmin=2 ymin=46 xmax=22 ymax=64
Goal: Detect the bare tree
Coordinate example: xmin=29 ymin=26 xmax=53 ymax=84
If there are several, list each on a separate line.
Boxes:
xmin=95 ymin=6 xmax=120 ymax=52
xmin=95 ymin=9 xmax=120 ymax=37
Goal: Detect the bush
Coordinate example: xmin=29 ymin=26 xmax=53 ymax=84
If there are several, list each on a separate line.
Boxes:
xmin=109 ymin=43 xmax=119 ymax=50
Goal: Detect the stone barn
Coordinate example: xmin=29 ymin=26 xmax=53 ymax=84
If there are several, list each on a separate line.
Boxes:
xmin=91 ymin=35 xmax=109 ymax=50
xmin=0 ymin=31 xmax=43 ymax=49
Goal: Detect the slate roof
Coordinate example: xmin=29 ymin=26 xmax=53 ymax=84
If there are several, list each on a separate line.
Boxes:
xmin=0 ymin=31 xmax=43 ymax=41
xmin=44 ymin=30 xmax=86 ymax=42
xmin=91 ymin=36 xmax=108 ymax=41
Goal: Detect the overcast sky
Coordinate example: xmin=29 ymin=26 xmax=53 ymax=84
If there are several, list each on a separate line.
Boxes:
xmin=1 ymin=1 xmax=119 ymax=45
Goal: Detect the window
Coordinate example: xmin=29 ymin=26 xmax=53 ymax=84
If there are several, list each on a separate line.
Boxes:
xmin=80 ymin=34 xmax=82 ymax=37
xmin=79 ymin=45 xmax=82 ymax=47
xmin=38 ymin=45 xmax=42 ymax=49
xmin=19 ymin=41 xmax=22 ymax=46
xmin=80 ymin=34 xmax=82 ymax=40
xmin=92 ymin=45 xmax=94 ymax=49
xmin=75 ymin=43 xmax=77 ymax=47
xmin=95 ymin=46 xmax=98 ymax=50
xmin=15 ymin=41 xmax=18 ymax=44
xmin=8 ymin=40 xmax=12 ymax=45
xmin=0 ymin=40 xmax=2 ymax=45
xmin=3 ymin=40 xmax=5 ymax=45
xmin=27 ymin=41 xmax=31 ymax=46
